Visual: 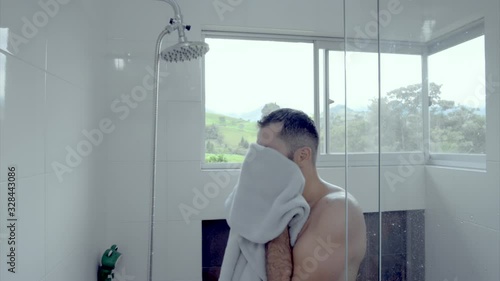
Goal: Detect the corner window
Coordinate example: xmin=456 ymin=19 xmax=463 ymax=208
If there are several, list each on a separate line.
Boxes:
xmin=202 ymin=27 xmax=486 ymax=170
xmin=427 ymin=35 xmax=486 ymax=155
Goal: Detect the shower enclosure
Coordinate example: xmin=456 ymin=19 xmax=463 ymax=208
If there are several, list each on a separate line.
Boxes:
xmin=0 ymin=0 xmax=500 ymax=281
xmin=143 ymin=0 xmax=500 ymax=280
xmin=1 ymin=0 xmax=498 ymax=280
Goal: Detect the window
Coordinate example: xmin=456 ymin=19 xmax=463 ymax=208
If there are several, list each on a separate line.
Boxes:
xmin=203 ymin=27 xmax=485 ymax=169
xmin=204 ymin=37 xmax=314 ymax=163
xmin=427 ymin=35 xmax=486 ymax=155
xmin=317 ymin=48 xmax=422 ymax=154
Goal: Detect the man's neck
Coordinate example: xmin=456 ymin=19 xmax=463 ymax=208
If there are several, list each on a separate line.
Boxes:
xmin=302 ymin=172 xmax=329 ymax=208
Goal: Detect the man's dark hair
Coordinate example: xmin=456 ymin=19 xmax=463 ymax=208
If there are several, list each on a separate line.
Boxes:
xmin=258 ymin=108 xmax=319 ymax=163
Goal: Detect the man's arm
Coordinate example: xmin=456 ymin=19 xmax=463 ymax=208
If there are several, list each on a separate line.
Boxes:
xmin=266 ymin=228 xmax=293 ymax=281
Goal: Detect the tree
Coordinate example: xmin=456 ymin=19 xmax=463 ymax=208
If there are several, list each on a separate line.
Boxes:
xmin=365 ymin=82 xmax=485 ymax=154
xmin=205 ymin=124 xmax=224 ymax=144
xmin=261 ymin=102 xmax=280 ymax=118
xmin=206 ymin=141 xmax=215 ymax=153
xmin=430 ymin=103 xmax=485 ymax=153
xmin=239 ymin=137 xmax=249 ymax=149
xmin=365 ymin=83 xmax=445 ymax=152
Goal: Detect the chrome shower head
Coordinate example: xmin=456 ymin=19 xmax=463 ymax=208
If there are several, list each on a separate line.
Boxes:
xmin=160 ymin=41 xmax=209 ymax=63
xmin=156 ymin=0 xmax=209 ymax=63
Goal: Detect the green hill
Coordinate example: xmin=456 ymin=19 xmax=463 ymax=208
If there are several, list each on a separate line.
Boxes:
xmin=205 ymin=112 xmax=259 ymax=163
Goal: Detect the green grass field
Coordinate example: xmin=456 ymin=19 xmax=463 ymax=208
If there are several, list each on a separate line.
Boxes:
xmin=205 ymin=153 xmax=246 ymax=163
xmin=205 ymin=112 xmax=259 ymax=162
xmin=205 ymin=113 xmax=258 ymax=145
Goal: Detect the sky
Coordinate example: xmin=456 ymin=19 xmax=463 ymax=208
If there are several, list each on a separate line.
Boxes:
xmin=205 ymin=35 xmax=485 ymax=116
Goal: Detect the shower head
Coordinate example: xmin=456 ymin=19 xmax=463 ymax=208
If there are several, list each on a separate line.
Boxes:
xmin=160 ymin=41 xmax=209 ymax=63
xmin=157 ymin=0 xmax=209 ymax=63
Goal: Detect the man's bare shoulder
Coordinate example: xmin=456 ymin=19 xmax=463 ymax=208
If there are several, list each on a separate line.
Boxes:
xmin=314 ymin=182 xmax=364 ymax=218
xmin=305 ymin=182 xmax=366 ymax=245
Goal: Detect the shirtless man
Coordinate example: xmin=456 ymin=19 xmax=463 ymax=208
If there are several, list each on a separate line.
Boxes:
xmin=256 ymin=108 xmax=367 ymax=281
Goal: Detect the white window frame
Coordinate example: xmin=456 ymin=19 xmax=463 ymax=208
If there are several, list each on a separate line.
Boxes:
xmin=423 ymin=19 xmax=486 ymax=170
xmin=201 ymin=23 xmax=486 ymax=171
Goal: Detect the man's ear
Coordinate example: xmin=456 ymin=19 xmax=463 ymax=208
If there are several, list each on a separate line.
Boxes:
xmin=294 ymin=146 xmax=312 ymax=165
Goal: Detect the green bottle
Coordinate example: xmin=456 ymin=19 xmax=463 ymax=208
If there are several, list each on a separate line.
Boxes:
xmin=98 ymin=245 xmax=122 ymax=281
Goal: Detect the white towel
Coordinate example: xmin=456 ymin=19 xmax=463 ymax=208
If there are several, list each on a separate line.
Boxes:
xmin=219 ymin=143 xmax=311 ymax=281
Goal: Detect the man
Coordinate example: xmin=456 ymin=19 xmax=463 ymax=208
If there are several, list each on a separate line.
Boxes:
xmin=257 ymin=108 xmax=367 ymax=281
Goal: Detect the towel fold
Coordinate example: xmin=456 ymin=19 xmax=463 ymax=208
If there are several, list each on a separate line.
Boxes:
xmin=219 ymin=143 xmax=310 ymax=281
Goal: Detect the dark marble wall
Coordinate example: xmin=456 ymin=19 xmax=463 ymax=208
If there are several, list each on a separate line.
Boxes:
xmin=202 ymin=210 xmax=425 ymax=281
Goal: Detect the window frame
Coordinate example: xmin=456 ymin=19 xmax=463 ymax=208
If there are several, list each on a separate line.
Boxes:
xmin=201 ymin=22 xmax=486 ymax=171
xmin=423 ymin=19 xmax=486 ymax=170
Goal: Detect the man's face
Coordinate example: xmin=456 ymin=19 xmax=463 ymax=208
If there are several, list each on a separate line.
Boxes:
xmin=257 ymin=123 xmax=293 ymax=160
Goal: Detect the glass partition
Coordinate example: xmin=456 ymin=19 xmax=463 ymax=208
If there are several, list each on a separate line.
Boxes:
xmin=377 ymin=1 xmax=498 ymax=281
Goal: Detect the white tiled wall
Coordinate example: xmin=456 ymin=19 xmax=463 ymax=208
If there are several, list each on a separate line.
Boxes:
xmin=0 ymin=0 xmax=107 ymax=281
xmin=425 ymin=166 xmax=500 ymax=281
xmin=424 ymin=1 xmax=500 ymax=280
xmin=1 ymin=0 xmax=499 ymax=280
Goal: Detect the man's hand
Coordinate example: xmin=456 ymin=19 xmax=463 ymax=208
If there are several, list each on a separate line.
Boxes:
xmin=266 ymin=228 xmax=293 ymax=281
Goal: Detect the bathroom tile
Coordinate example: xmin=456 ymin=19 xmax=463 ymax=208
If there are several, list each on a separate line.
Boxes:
xmin=163 ymin=101 xmax=203 ymax=161
xmin=154 ymin=161 xmax=168 ymax=222
xmin=154 ymin=220 xmax=202 ymax=281
xmin=0 ymin=0 xmax=49 ymax=69
xmin=165 ymin=161 xmax=240 ymax=222
xmin=426 ymin=166 xmax=497 ymax=231
xmin=106 ymin=37 xmax=202 ymax=108
xmin=486 ymin=92 xmax=499 ymax=162
xmin=425 ymin=168 xmax=498 ymax=281
xmin=165 ymin=161 xmax=203 ymax=222
xmin=347 ymin=166 xmax=379 ymax=213
xmin=43 ymin=245 xmax=98 ymax=281
xmin=381 ymin=165 xmax=426 ymax=212
xmin=105 ymin=97 xmax=155 ymax=163
xmin=80 ymin=87 xmax=103 ymax=130
xmin=0 ymin=175 xmax=45 ymax=281
xmin=487 ymin=161 xmax=500 ymax=229
xmin=156 ymin=100 xmax=168 ymax=162
xmin=45 ymin=73 xmax=86 ymax=174
xmin=106 ymin=56 xmax=154 ymax=105
xmin=105 ymin=162 xmax=152 ymax=223
xmin=453 ymin=222 xmax=499 ymax=281
xmin=107 ymin=0 xmax=173 ymax=42
xmin=381 ymin=254 xmax=408 ymax=280
xmin=381 ymin=211 xmax=407 ymax=255
xmin=45 ymin=170 xmax=92 ymax=273
xmin=317 ymin=166 xmax=346 ymax=188
xmin=0 ymin=54 xmax=45 ymax=180
xmin=159 ymin=58 xmax=203 ymax=102
xmin=356 ymin=254 xmax=379 ymax=281
xmin=106 ymin=39 xmax=161 ymax=103
xmin=363 ymin=212 xmax=380 ymax=257
xmin=46 ymin=0 xmax=92 ymax=89
xmin=406 ymin=211 xmax=426 ymax=280
xmin=194 ymin=167 xmax=239 ymax=220
xmin=105 ymin=221 xmax=150 ymax=281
